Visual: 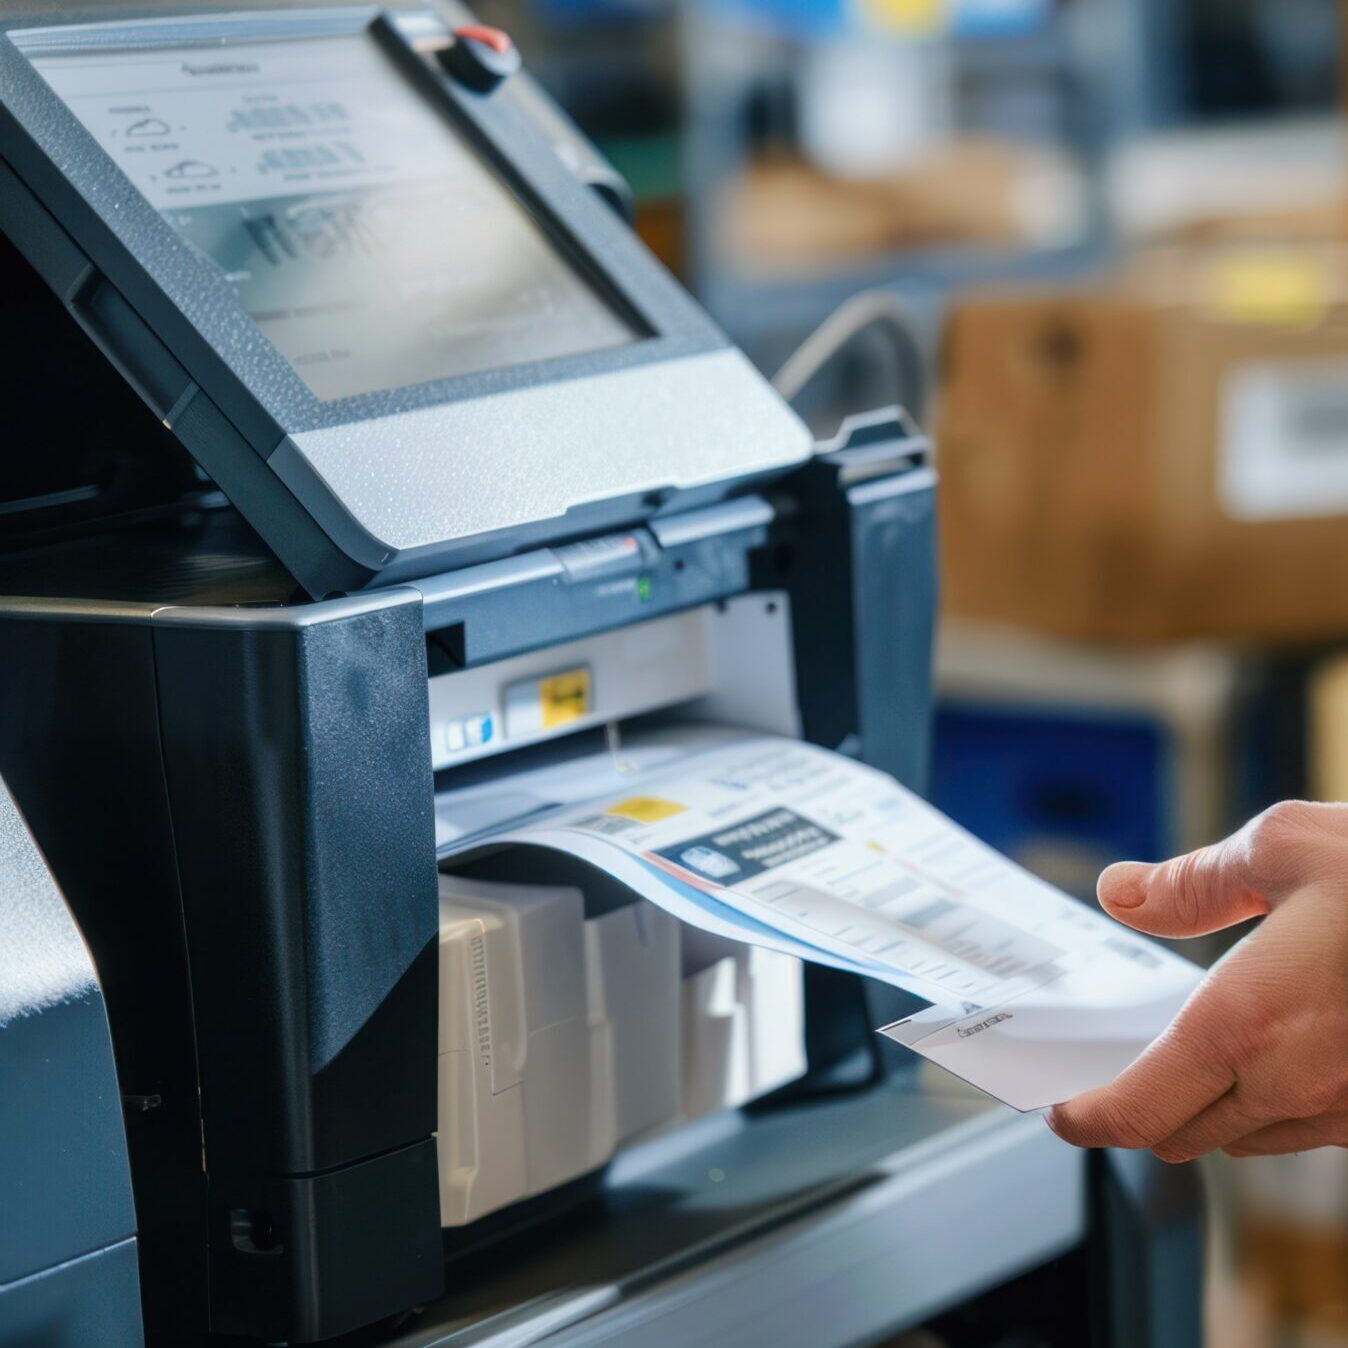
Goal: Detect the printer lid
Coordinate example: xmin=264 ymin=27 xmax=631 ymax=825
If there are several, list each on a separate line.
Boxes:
xmin=0 ymin=6 xmax=810 ymax=596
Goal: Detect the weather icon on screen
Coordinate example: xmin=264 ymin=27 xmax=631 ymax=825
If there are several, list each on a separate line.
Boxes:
xmin=125 ymin=117 xmax=171 ymax=138
xmin=163 ymin=160 xmax=218 ymax=180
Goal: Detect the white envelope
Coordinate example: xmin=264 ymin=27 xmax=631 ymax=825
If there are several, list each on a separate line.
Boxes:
xmin=880 ymin=954 xmax=1204 ymax=1112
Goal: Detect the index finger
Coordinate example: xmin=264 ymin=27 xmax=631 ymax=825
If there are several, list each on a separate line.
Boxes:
xmin=1046 ymin=1011 xmax=1235 ymax=1150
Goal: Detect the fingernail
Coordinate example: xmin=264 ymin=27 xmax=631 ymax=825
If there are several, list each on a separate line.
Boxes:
xmin=1099 ymin=861 xmax=1148 ymax=908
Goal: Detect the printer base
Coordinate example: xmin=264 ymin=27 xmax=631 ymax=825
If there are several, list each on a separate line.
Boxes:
xmin=207 ymin=1143 xmax=442 ymax=1342
xmin=208 ymin=1140 xmax=444 ymax=1345
xmin=367 ymin=1080 xmax=1080 ymax=1348
xmin=359 ymin=1073 xmax=1200 ymax=1348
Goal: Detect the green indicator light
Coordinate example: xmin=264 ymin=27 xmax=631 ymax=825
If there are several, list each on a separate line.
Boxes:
xmin=636 ymin=575 xmax=653 ymax=603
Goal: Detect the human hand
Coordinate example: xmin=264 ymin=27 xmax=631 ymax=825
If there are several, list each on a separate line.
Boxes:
xmin=1047 ymin=802 xmax=1348 ymax=1161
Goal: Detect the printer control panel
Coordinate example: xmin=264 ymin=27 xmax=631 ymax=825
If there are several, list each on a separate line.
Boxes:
xmin=29 ymin=27 xmax=642 ymax=401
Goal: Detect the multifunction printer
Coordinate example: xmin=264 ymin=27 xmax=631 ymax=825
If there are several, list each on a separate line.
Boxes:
xmin=0 ymin=5 xmax=1200 ymax=1345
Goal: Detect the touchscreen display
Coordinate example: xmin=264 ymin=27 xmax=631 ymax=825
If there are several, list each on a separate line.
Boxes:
xmin=32 ymin=32 xmax=640 ymax=400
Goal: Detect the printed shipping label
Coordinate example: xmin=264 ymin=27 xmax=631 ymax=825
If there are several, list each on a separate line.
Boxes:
xmin=1221 ymin=359 xmax=1348 ymax=521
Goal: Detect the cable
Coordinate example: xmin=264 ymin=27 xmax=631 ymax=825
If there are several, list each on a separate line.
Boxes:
xmin=771 ymin=288 xmax=929 ymax=418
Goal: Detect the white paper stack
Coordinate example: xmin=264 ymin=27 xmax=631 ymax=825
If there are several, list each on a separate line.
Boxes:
xmin=436 ymin=875 xmax=806 ymax=1227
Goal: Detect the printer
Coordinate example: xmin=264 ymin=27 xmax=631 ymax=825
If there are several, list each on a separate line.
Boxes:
xmin=0 ymin=6 xmax=1200 ymax=1346
xmin=0 ymin=775 xmax=142 ymax=1347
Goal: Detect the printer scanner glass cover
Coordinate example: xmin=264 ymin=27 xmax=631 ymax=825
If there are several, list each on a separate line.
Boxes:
xmin=31 ymin=32 xmax=641 ymax=400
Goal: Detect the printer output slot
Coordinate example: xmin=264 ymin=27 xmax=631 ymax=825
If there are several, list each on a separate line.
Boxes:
xmin=430 ymin=593 xmax=812 ymax=1231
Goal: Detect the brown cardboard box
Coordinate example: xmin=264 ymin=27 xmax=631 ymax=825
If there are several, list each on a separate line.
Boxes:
xmin=719 ymin=140 xmax=1084 ymax=278
xmin=1163 ymin=197 xmax=1348 ymax=245
xmin=937 ymin=246 xmax=1348 ymax=644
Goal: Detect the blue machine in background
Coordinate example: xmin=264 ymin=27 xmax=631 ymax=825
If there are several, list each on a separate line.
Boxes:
xmin=932 ymin=629 xmax=1310 ymax=906
xmin=935 ymin=702 xmax=1171 ymax=893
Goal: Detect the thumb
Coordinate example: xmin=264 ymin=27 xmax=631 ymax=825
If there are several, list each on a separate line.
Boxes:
xmin=1098 ymin=845 xmax=1269 ymax=939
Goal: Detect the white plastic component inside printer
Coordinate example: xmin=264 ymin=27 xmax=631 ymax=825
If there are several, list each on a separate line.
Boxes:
xmin=680 ymin=929 xmax=807 ymax=1121
xmin=437 ymin=876 xmax=805 ymax=1227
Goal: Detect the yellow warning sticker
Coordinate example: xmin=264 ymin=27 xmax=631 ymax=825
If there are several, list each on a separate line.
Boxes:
xmin=606 ymin=797 xmax=688 ymax=824
xmin=539 ymin=668 xmax=591 ymax=730
xmin=1202 ymin=251 xmax=1331 ymax=328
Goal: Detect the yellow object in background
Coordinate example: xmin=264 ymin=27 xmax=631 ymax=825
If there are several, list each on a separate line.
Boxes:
xmin=857 ymin=0 xmax=946 ymax=36
xmin=1201 ymin=251 xmax=1332 ymax=328
xmin=538 ymin=668 xmax=591 ymax=730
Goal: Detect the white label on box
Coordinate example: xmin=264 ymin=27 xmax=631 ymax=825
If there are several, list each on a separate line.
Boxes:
xmin=1221 ymin=359 xmax=1348 ymax=521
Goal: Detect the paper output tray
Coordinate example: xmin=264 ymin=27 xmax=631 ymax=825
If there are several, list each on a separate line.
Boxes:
xmin=376 ymin=1082 xmax=1083 ymax=1348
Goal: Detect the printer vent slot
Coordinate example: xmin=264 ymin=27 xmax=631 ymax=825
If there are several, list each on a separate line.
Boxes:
xmin=427 ymin=623 xmax=467 ymax=677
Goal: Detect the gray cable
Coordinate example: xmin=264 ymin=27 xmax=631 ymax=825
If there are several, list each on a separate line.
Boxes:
xmin=771 ymin=288 xmax=928 ymax=417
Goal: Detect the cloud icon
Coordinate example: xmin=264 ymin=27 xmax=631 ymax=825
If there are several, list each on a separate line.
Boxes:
xmin=163 ymin=160 xmax=218 ymax=180
xmin=126 ymin=117 xmax=171 ymax=138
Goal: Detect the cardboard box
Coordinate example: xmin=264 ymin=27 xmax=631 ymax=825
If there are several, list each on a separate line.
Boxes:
xmin=937 ymin=246 xmax=1348 ymax=643
xmin=719 ymin=140 xmax=1086 ymax=278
